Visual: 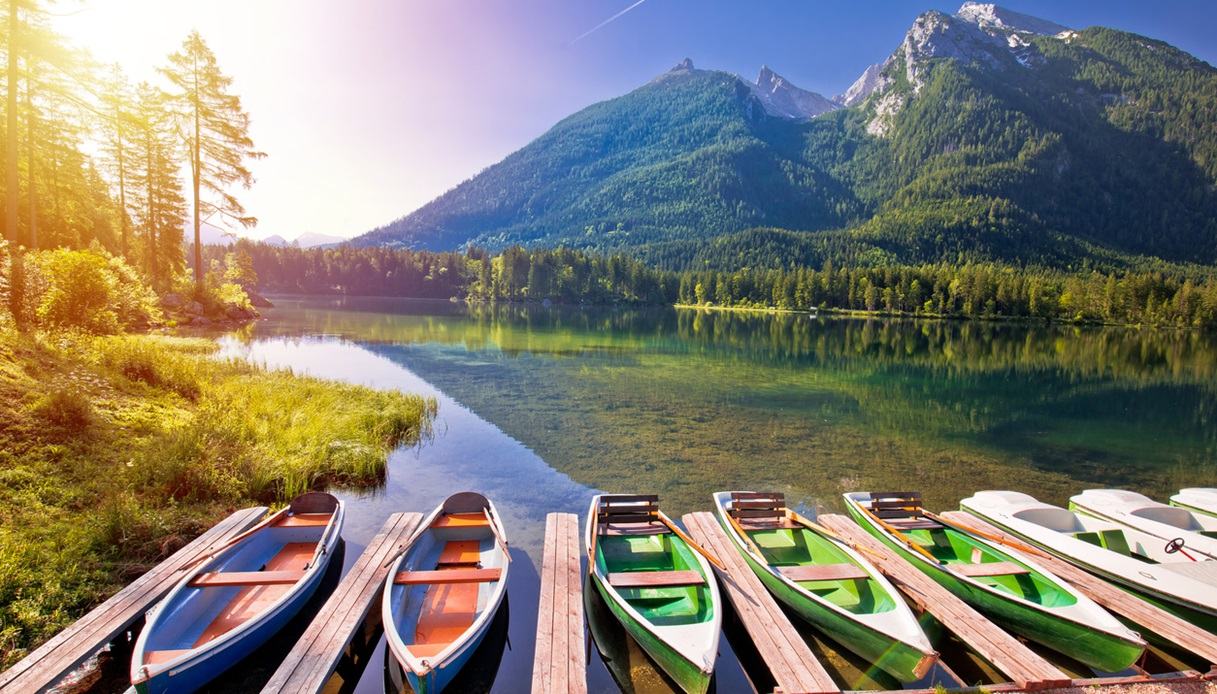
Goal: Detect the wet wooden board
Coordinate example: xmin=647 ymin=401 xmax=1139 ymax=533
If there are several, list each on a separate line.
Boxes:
xmin=531 ymin=512 xmax=586 ymax=694
xmin=260 ymin=512 xmax=424 ymax=694
xmin=682 ymin=512 xmax=840 ymax=694
xmin=941 ymin=510 xmax=1217 ymax=672
xmin=817 ymin=514 xmax=1071 ymax=690
xmin=0 ymin=506 xmax=269 ymax=694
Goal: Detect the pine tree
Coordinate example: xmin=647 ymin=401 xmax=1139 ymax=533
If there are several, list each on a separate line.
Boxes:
xmin=161 ymin=31 xmax=263 ymax=285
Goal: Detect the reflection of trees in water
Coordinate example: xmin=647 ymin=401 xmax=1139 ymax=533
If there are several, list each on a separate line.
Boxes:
xmin=249 ymin=299 xmax=1217 ymax=512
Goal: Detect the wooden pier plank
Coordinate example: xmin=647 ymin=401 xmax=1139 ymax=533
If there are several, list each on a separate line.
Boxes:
xmin=260 ymin=511 xmax=422 ymax=693
xmin=682 ymin=511 xmax=841 ymax=694
xmin=0 ymin=506 xmax=269 ymax=694
xmin=816 ymin=514 xmax=1070 ymax=690
xmin=531 ymin=512 xmax=587 ymax=694
xmin=940 ymin=510 xmax=1217 ymax=670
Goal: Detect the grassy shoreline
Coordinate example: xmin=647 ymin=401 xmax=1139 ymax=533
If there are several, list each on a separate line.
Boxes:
xmin=0 ymin=327 xmax=436 ymax=668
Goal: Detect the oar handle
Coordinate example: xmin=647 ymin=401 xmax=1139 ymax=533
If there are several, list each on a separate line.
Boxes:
xmin=858 ymin=503 xmax=943 ymax=565
xmin=923 ymin=510 xmax=1051 ymax=561
xmin=658 ymin=510 xmax=727 ymax=572
xmin=787 ymin=509 xmax=888 ymax=563
xmin=483 ymin=508 xmax=512 ymax=564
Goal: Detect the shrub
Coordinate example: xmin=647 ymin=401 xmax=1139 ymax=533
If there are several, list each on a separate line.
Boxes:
xmin=29 ymin=388 xmax=95 ymax=431
xmin=20 ymin=249 xmax=161 ymax=333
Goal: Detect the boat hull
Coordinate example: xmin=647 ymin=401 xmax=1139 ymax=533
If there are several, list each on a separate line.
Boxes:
xmin=845 ymin=505 xmax=1143 ymax=673
xmin=591 ymin=573 xmax=711 ymax=694
xmin=715 ymin=514 xmax=932 ymax=682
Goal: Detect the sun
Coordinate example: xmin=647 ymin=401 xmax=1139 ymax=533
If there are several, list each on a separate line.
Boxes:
xmin=49 ymin=0 xmax=206 ymax=82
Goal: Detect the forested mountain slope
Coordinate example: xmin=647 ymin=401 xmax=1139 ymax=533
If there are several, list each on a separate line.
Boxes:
xmin=355 ymin=4 xmax=1217 ymax=270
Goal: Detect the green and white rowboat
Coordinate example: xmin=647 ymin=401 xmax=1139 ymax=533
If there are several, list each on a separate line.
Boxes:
xmin=1171 ymin=488 xmax=1217 ymax=518
xmin=845 ymin=491 xmax=1146 ymax=673
xmin=712 ymin=491 xmax=937 ymax=682
xmin=960 ymin=490 xmax=1217 ymax=637
xmin=1071 ymin=489 xmax=1217 ymax=561
xmin=585 ymin=494 xmax=721 ymax=694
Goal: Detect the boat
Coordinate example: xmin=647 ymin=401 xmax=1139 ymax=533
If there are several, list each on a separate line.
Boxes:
xmin=382 ymin=492 xmax=510 ymax=694
xmin=844 ymin=491 xmax=1146 ymax=672
xmin=131 ymin=492 xmax=344 ymax=694
xmin=711 ymin=491 xmax=937 ymax=682
xmin=1171 ymin=488 xmax=1217 ymax=518
xmin=1071 ymin=489 xmax=1217 ymax=560
xmin=585 ymin=494 xmax=721 ymax=694
xmin=960 ymin=490 xmax=1217 ymax=636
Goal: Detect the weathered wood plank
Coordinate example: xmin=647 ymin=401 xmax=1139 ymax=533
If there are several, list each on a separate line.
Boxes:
xmin=941 ymin=510 xmax=1217 ymax=671
xmin=682 ymin=512 xmax=840 ymax=694
xmin=260 ymin=511 xmax=423 ymax=694
xmin=0 ymin=506 xmax=269 ymax=694
xmin=816 ymin=514 xmax=1070 ymax=689
xmin=531 ymin=512 xmax=586 ymax=694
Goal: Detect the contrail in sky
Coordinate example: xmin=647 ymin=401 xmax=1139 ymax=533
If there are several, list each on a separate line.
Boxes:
xmin=568 ymin=0 xmax=651 ymax=45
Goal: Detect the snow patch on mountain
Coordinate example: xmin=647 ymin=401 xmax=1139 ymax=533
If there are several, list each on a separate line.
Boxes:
xmin=956 ymin=2 xmax=1069 ymax=37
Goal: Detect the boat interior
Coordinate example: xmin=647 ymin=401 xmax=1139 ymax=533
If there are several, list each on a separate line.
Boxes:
xmin=723 ymin=492 xmax=895 ymax=614
xmin=139 ymin=492 xmax=339 ymax=666
xmin=863 ymin=492 xmax=1076 ymax=607
xmin=1012 ymin=502 xmax=1165 ymax=562
xmin=389 ymin=492 xmax=505 ymax=662
xmin=1128 ymin=504 xmax=1217 ymax=536
xmin=595 ymin=495 xmax=713 ymax=627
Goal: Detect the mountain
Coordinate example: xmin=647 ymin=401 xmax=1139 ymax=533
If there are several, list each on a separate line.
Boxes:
xmin=261 ymin=234 xmax=290 ymax=247
xmin=294 ymin=232 xmax=345 ymax=248
xmin=355 ymin=4 xmax=1217 ymax=270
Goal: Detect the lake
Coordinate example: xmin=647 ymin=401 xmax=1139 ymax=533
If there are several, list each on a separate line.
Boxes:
xmin=214 ymin=295 xmax=1216 ymax=693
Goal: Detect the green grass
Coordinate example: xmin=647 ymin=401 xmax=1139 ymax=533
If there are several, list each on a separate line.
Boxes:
xmin=0 ymin=327 xmax=436 ymax=668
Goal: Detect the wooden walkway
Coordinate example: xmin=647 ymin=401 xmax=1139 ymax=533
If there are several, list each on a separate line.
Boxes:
xmin=531 ymin=512 xmax=587 ymax=694
xmin=262 ymin=511 xmax=423 ymax=694
xmin=683 ymin=512 xmax=840 ymax=694
xmin=817 ymin=514 xmax=1071 ymax=690
xmin=0 ymin=506 xmax=268 ymax=694
xmin=941 ymin=510 xmax=1217 ymax=672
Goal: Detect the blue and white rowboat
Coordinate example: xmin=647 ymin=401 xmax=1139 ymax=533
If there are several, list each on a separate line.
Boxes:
xmin=383 ymin=492 xmax=510 ymax=694
xmin=130 ymin=492 xmax=344 ymax=694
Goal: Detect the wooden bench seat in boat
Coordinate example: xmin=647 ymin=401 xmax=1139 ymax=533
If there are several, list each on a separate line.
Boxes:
xmin=431 ymin=513 xmax=490 ymax=529
xmin=393 ymin=568 xmax=503 ymax=585
xmin=948 ymin=561 xmax=1029 ymax=578
xmin=778 ymin=563 xmax=869 ymax=582
xmin=188 ymin=570 xmax=306 ymax=587
xmin=275 ymin=513 xmax=333 ymax=527
xmin=436 ymin=539 xmax=482 ymax=566
xmin=737 ymin=517 xmax=800 ymax=530
xmin=607 ymin=570 xmax=705 ymax=588
xmin=194 ymin=541 xmax=317 ymax=647
xmin=886 ymin=517 xmax=941 ymax=530
xmin=599 ymin=521 xmax=668 ymax=536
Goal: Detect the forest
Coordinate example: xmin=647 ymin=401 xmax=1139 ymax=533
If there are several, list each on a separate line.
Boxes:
xmin=230 ymin=242 xmax=1217 ymax=328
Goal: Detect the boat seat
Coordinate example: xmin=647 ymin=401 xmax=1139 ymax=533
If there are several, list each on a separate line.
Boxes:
xmin=394 ymin=568 xmax=502 ymax=585
xmin=949 ymin=561 xmax=1029 ymax=578
xmin=600 ymin=521 xmax=668 ymax=536
xmin=189 ymin=570 xmax=306 ymax=587
xmin=607 ymin=570 xmax=704 ymax=588
xmin=737 ymin=517 xmax=800 ymax=530
xmin=778 ymin=563 xmax=869 ymax=582
xmin=143 ymin=649 xmax=192 ymax=666
xmin=431 ymin=513 xmax=490 ymax=529
xmin=275 ymin=513 xmax=332 ymax=527
xmin=886 ymin=517 xmax=941 ymax=530
xmin=192 ymin=542 xmax=315 ymax=647
xmin=437 ymin=540 xmax=482 ymax=567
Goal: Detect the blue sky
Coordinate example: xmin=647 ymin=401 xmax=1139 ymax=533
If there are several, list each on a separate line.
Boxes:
xmin=59 ymin=1 xmax=1217 ymax=240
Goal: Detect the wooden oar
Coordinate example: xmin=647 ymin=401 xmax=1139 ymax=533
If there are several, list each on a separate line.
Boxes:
xmin=722 ymin=507 xmax=770 ymax=560
xmin=483 ymin=507 xmax=512 ymax=564
xmin=587 ymin=502 xmax=600 ymax=564
xmin=922 ymin=510 xmax=1052 ymax=560
xmin=179 ymin=506 xmax=289 ymax=573
xmin=856 ymin=503 xmax=943 ymax=565
xmin=657 ymin=510 xmax=727 ymax=572
xmin=785 ymin=509 xmax=888 ymax=563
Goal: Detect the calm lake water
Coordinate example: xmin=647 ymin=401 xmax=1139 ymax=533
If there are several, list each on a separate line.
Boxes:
xmin=209 ymin=295 xmax=1215 ymax=693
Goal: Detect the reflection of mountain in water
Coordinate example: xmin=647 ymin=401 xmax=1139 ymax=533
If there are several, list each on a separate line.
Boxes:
xmin=253 ymin=298 xmax=1217 ymax=514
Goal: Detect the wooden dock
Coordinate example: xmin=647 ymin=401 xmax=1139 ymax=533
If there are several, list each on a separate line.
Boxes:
xmin=816 ymin=514 xmax=1071 ymax=690
xmin=683 ymin=512 xmax=841 ymax=694
xmin=941 ymin=510 xmax=1217 ymax=672
xmin=531 ymin=512 xmax=587 ymax=694
xmin=0 ymin=505 xmax=268 ymax=694
xmin=262 ymin=511 xmax=423 ymax=694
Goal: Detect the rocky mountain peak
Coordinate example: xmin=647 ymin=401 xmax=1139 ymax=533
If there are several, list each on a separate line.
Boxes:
xmin=750 ymin=65 xmax=838 ymax=120
xmin=956 ymin=2 xmax=1070 ymax=37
